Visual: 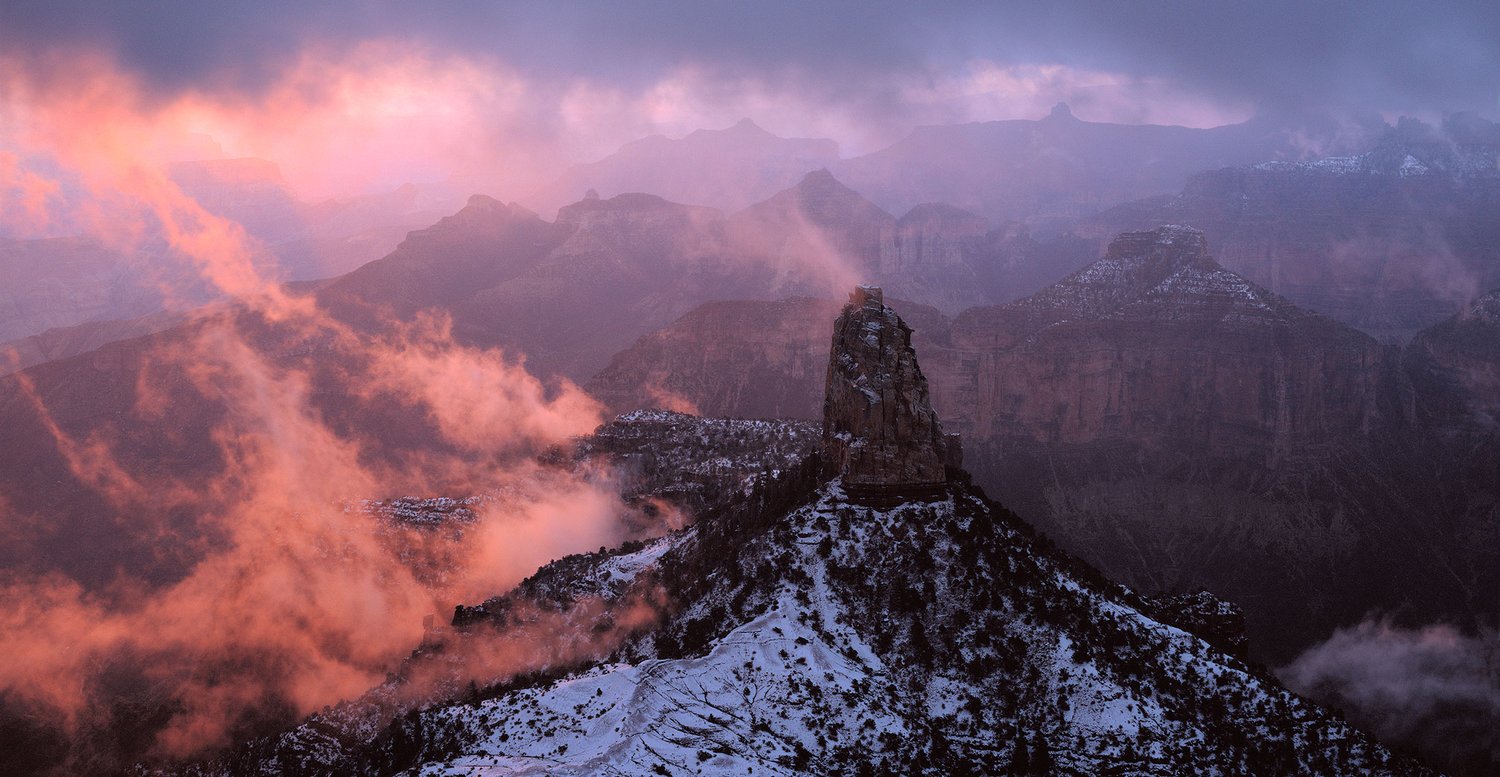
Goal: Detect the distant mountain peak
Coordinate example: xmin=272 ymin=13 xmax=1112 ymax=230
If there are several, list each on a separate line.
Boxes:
xmin=1047 ymin=101 xmax=1076 ymax=121
xmin=1066 ymin=223 xmax=1214 ymax=296
xmin=729 ymin=117 xmax=766 ymax=133
xmin=738 ymin=168 xmax=894 ymax=228
xmin=797 ymin=167 xmax=841 ymax=188
xmin=533 ymin=119 xmax=839 ymax=214
xmin=1105 ymin=223 xmax=1210 ymax=261
xmin=556 ymin=191 xmax=681 ymax=222
xmin=464 ymin=193 xmax=504 ymax=209
xmin=897 ymin=201 xmax=989 ymax=226
xmin=785 ymin=169 xmax=880 ymax=210
xmin=1250 ymin=114 xmax=1500 ymax=179
xmin=1023 ymin=225 xmax=1291 ymax=320
xmin=684 ymin=117 xmax=774 ymax=141
xmin=435 ymin=193 xmax=525 ymax=225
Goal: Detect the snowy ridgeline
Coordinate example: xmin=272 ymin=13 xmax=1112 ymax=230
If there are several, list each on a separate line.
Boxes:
xmin=359 ymin=481 xmax=1421 ymax=777
xmin=1015 ymin=227 xmax=1295 ymax=328
xmin=1252 ymin=149 xmax=1500 ymax=178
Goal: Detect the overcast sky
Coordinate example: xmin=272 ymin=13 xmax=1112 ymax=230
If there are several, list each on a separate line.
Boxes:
xmin=3 ymin=1 xmax=1497 ymax=199
xmin=5 ymin=0 xmax=1496 ymax=118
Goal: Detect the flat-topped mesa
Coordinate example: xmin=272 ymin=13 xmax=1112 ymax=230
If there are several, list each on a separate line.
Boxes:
xmin=822 ymin=285 xmax=960 ymax=504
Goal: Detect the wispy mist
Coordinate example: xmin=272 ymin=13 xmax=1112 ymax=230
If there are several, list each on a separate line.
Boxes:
xmin=1282 ymin=619 xmax=1500 ymax=775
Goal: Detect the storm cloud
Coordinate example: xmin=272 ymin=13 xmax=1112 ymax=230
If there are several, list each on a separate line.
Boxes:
xmin=1281 ymin=619 xmax=1500 ymax=775
xmin=2 ymin=1 xmax=1497 ymax=122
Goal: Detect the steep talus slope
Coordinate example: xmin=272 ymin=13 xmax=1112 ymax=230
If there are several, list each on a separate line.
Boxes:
xmin=1087 ymin=115 xmax=1500 ymax=338
xmin=170 ymin=288 xmax=1428 ymax=777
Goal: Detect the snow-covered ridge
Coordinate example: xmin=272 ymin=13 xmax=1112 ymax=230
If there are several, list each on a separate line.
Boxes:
xmin=1251 ymin=146 xmax=1500 ymax=178
xmin=387 ymin=482 xmax=1424 ymax=776
xmin=1141 ymin=264 xmax=1274 ymax=313
xmin=1014 ymin=226 xmax=1287 ymax=326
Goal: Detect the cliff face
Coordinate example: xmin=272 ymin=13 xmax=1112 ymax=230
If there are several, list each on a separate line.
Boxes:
xmin=930 ymin=225 xmax=1384 ymax=461
xmin=1405 ymin=288 xmax=1500 ymax=431
xmin=820 ymin=286 xmax=954 ymax=494
xmin=586 ymin=297 xmax=843 ymax=419
xmin=879 ymin=203 xmax=989 ymax=273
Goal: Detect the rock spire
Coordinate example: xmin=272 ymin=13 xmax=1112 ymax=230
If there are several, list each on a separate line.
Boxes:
xmin=821 ymin=285 xmax=959 ymax=502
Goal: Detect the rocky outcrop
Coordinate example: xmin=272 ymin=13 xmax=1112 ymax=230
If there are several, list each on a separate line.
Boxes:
xmin=821 ymin=286 xmax=956 ymax=500
xmin=222 ymin=415 xmax=1429 ymax=777
xmin=1146 ymin=590 xmax=1250 ymax=658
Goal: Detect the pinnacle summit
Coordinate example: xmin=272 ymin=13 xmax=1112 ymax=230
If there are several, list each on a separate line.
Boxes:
xmin=821 ymin=285 xmax=960 ymax=504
